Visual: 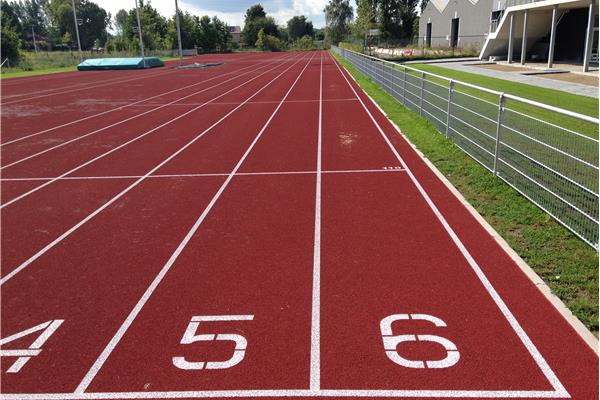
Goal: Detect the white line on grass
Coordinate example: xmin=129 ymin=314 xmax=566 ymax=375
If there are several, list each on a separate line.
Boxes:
xmin=0 ymin=54 xmax=307 ymax=286
xmin=0 ymin=53 xmax=297 ymax=210
xmin=330 ymin=51 xmax=569 ymax=398
xmin=74 ymin=51 xmax=315 ymax=394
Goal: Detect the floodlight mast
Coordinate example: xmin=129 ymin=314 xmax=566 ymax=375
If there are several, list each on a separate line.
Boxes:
xmin=174 ymin=0 xmax=184 ymax=65
xmin=70 ymin=0 xmax=83 ymax=62
xmin=134 ymin=0 xmax=147 ymax=67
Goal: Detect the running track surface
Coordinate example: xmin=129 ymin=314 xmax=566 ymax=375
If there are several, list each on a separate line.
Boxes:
xmin=0 ymin=51 xmax=597 ymax=400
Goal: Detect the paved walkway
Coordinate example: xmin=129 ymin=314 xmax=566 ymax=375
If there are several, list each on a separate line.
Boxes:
xmin=433 ymin=61 xmax=599 ymax=99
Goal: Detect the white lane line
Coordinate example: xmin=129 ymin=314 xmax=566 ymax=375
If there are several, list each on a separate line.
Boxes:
xmin=310 ymin=50 xmax=323 ymax=391
xmin=0 ymin=54 xmax=297 ymax=209
xmin=0 ymin=57 xmax=284 ymax=147
xmin=0 ymin=58 xmax=290 ymax=170
xmin=0 ymin=54 xmax=308 ymax=286
xmin=0 ymin=389 xmax=569 ymax=399
xmin=74 ymin=52 xmax=315 ymax=394
xmin=125 ymin=98 xmax=359 ymax=107
xmin=0 ymin=169 xmax=406 ymax=182
xmin=1 ymin=68 xmax=183 ymax=105
xmin=1 ymin=69 xmax=175 ymax=101
xmin=330 ymin=52 xmax=569 ymax=397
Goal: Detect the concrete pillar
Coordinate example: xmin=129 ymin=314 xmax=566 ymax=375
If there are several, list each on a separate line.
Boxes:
xmin=548 ymin=5 xmax=558 ymax=69
xmin=582 ymin=0 xmax=595 ymax=72
xmin=521 ymin=10 xmax=528 ymax=65
xmin=508 ymin=13 xmax=515 ymax=63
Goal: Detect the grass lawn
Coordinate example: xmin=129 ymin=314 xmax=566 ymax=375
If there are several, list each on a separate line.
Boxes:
xmin=333 ymin=52 xmax=599 ymax=335
xmin=0 ymin=66 xmax=78 ymax=79
xmin=408 ymin=63 xmax=599 ymax=119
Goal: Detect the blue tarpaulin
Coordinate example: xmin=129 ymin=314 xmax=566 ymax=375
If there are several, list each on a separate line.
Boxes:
xmin=77 ymin=57 xmax=164 ymax=71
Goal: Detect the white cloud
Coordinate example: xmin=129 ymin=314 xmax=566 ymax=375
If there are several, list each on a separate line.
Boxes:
xmin=100 ymin=0 xmax=327 ymax=32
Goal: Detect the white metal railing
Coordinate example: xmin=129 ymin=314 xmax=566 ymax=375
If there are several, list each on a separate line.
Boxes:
xmin=332 ymin=46 xmax=600 ymax=249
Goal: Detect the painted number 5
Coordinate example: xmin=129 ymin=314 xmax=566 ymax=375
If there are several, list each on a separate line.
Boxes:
xmin=172 ymin=315 xmax=254 ymax=370
xmin=380 ymin=314 xmax=460 ymax=369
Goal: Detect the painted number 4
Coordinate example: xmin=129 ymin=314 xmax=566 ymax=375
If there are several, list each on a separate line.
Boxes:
xmin=0 ymin=320 xmax=64 ymax=373
xmin=173 ymin=315 xmax=254 ymax=370
xmin=380 ymin=314 xmax=460 ymax=369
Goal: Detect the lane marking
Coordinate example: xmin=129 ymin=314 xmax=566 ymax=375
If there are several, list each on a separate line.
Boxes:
xmin=0 ymin=54 xmax=307 ymax=286
xmin=0 ymin=55 xmax=288 ymax=147
xmin=0 ymin=169 xmax=407 ymax=182
xmin=74 ymin=52 xmax=316 ymax=394
xmin=0 ymin=389 xmax=568 ymax=399
xmin=330 ymin=52 xmax=569 ymax=397
xmin=1 ymin=60 xmax=291 ymax=170
xmin=125 ymin=98 xmax=359 ymax=107
xmin=0 ymin=53 xmax=297 ymax=210
xmin=309 ymin=50 xmax=323 ymax=391
xmin=1 ymin=68 xmax=184 ymax=105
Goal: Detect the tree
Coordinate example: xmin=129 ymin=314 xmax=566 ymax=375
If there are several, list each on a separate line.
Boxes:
xmin=169 ymin=10 xmax=197 ymax=49
xmin=46 ymin=0 xmax=109 ymax=50
xmin=1 ymin=2 xmax=22 ymax=62
xmin=114 ymin=9 xmax=127 ymax=36
xmin=123 ymin=0 xmax=168 ymax=50
xmin=420 ymin=0 xmax=429 ymax=12
xmin=242 ymin=4 xmax=278 ymax=47
xmin=324 ymin=0 xmax=353 ymax=45
xmin=286 ymin=15 xmax=314 ymax=41
xmin=255 ymin=27 xmax=282 ymax=51
xmin=398 ymin=0 xmax=419 ymax=40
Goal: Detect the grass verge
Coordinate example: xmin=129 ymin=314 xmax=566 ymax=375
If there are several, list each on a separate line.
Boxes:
xmin=0 ymin=66 xmax=78 ymax=79
xmin=333 ymin=52 xmax=599 ymax=335
xmin=408 ymin=63 xmax=599 ymax=118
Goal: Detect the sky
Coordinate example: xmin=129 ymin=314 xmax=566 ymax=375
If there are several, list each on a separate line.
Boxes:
xmin=101 ymin=0 xmax=330 ymax=29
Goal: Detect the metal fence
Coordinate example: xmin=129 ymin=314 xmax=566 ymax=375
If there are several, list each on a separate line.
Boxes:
xmin=332 ymin=46 xmax=600 ymax=249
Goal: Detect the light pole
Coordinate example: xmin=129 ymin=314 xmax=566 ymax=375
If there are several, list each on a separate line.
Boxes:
xmin=31 ymin=26 xmax=38 ymax=54
xmin=174 ymin=0 xmax=184 ymax=65
xmin=70 ymin=0 xmax=83 ymax=62
xmin=134 ymin=0 xmax=147 ymax=67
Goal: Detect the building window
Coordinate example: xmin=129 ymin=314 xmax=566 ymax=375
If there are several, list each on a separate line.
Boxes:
xmin=426 ymin=23 xmax=432 ymax=48
xmin=450 ymin=18 xmax=460 ymax=48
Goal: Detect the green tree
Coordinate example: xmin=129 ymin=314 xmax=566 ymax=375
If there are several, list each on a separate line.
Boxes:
xmin=286 ymin=15 xmax=314 ymax=41
xmin=1 ymin=2 xmax=21 ymax=62
xmin=324 ymin=0 xmax=353 ymax=45
xmin=123 ymin=0 xmax=168 ymax=50
xmin=169 ymin=10 xmax=197 ymax=49
xmin=114 ymin=9 xmax=127 ymax=36
xmin=242 ymin=4 xmax=278 ymax=46
xmin=46 ymin=0 xmax=109 ymax=50
xmin=255 ymin=27 xmax=282 ymax=51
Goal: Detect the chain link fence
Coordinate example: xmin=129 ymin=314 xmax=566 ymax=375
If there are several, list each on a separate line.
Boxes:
xmin=332 ymin=46 xmax=600 ymax=249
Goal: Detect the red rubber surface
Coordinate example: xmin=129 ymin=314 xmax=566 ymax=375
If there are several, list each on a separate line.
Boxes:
xmin=0 ymin=50 xmax=597 ymax=400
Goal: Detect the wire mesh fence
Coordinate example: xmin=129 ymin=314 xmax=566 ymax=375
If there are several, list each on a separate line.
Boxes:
xmin=332 ymin=45 xmax=600 ymax=249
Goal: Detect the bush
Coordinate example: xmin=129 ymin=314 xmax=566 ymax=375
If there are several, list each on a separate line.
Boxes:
xmin=255 ymin=28 xmax=283 ymax=52
xmin=290 ymin=35 xmax=316 ymax=51
xmin=1 ymin=25 xmax=20 ymax=63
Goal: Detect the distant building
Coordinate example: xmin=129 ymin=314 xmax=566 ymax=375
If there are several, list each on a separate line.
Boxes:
xmin=418 ymin=0 xmax=598 ymax=71
xmin=228 ymin=26 xmax=241 ymax=44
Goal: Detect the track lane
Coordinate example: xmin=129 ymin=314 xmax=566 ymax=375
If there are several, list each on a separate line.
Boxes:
xmin=326 ymin=52 xmax=598 ymax=398
xmin=76 ymin=51 xmax=318 ymax=394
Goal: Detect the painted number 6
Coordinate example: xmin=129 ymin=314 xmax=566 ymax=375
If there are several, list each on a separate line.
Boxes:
xmin=172 ymin=315 xmax=253 ymax=370
xmin=380 ymin=314 xmax=460 ymax=369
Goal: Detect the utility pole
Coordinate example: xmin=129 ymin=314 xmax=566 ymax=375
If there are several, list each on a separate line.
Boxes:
xmin=31 ymin=26 xmax=38 ymax=54
xmin=71 ymin=0 xmax=83 ymax=62
xmin=174 ymin=0 xmax=184 ymax=65
xmin=134 ymin=0 xmax=147 ymax=67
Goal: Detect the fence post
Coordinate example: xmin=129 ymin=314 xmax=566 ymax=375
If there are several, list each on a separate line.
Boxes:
xmin=402 ymin=68 xmax=407 ymax=104
xmin=493 ymin=93 xmax=506 ymax=176
xmin=445 ymin=80 xmax=454 ymax=137
xmin=419 ymin=72 xmax=425 ymax=116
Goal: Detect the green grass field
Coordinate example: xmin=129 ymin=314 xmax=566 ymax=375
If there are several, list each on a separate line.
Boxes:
xmin=408 ymin=63 xmax=599 ymax=119
xmin=333 ymin=52 xmax=599 ymax=335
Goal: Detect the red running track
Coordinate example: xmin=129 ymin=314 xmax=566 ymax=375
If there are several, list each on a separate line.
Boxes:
xmin=0 ymin=50 xmax=597 ymax=400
